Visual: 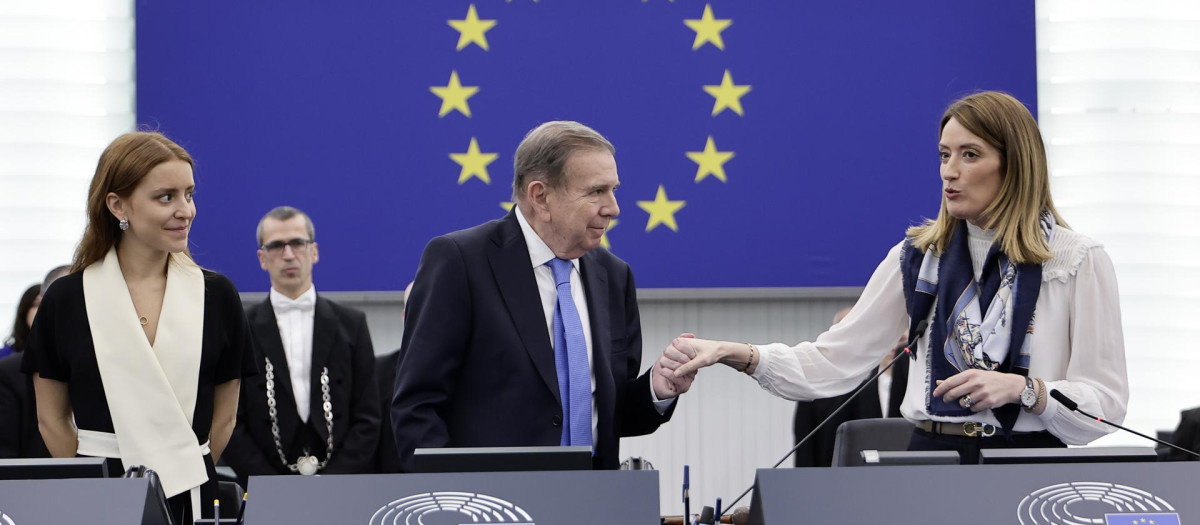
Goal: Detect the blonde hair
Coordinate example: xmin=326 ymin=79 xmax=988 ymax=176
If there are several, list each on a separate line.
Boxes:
xmin=906 ymin=91 xmax=1066 ymax=264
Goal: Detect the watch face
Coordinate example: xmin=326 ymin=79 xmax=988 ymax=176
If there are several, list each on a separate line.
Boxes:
xmin=1021 ymin=387 xmax=1038 ymax=407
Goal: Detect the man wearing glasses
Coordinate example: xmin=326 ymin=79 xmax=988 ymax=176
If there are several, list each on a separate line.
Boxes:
xmin=223 ymin=206 xmax=381 ymax=486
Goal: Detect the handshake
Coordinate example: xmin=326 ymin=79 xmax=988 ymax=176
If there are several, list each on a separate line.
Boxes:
xmin=650 ymin=334 xmax=741 ymax=400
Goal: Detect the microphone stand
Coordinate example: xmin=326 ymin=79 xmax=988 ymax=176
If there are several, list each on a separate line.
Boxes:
xmin=1051 ymin=390 xmax=1200 ymax=459
xmin=718 ymin=321 xmax=928 ymax=518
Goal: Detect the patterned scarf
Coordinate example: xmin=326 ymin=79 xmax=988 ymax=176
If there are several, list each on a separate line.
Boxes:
xmin=901 ymin=212 xmax=1054 ymax=432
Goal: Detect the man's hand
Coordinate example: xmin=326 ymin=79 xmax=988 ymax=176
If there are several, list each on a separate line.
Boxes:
xmin=652 ymin=333 xmax=699 ymax=399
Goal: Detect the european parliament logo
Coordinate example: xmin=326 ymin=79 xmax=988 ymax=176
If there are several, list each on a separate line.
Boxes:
xmin=370 ymin=491 xmax=535 ymax=525
xmin=1018 ymin=482 xmax=1181 ymax=525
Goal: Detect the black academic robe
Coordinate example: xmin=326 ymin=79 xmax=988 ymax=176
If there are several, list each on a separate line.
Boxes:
xmin=223 ymin=294 xmax=380 ymax=486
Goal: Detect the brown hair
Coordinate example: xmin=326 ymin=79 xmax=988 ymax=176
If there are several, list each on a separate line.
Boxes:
xmin=512 ymin=121 xmax=615 ymax=201
xmin=906 ymin=91 xmax=1067 ymax=264
xmin=71 ymin=132 xmax=195 ymax=272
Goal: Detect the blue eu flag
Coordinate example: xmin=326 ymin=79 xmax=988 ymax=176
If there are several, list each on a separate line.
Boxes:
xmin=1105 ymin=513 xmax=1181 ymax=525
xmin=137 ymin=1 xmax=1037 ymax=291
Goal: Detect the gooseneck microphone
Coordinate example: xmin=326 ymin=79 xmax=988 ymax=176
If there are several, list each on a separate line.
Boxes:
xmin=770 ymin=320 xmax=928 ymax=469
xmin=1050 ymin=389 xmax=1200 ymax=459
xmin=718 ymin=320 xmax=929 ymax=518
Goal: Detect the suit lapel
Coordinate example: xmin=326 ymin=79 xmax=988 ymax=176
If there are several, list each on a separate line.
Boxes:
xmin=309 ymin=295 xmax=338 ymax=441
xmin=581 ymin=253 xmax=615 ymax=433
xmin=488 ymin=212 xmax=560 ymax=402
xmin=251 ymin=298 xmax=301 ymax=442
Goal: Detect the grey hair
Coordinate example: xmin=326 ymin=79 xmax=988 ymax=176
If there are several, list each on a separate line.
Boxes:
xmin=256 ymin=206 xmax=315 ymax=246
xmin=512 ymin=121 xmax=615 ymax=201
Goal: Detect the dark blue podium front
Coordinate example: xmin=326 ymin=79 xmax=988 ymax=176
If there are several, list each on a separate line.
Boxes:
xmin=751 ymin=462 xmax=1200 ymax=525
xmin=0 ymin=478 xmax=168 ymax=524
xmin=246 ymin=470 xmax=659 ymax=524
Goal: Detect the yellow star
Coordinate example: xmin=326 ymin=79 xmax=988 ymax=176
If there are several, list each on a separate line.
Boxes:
xmin=447 ymin=4 xmax=497 ymax=51
xmin=500 ymin=201 xmax=515 ymax=212
xmin=599 ymin=220 xmax=618 ymax=250
xmin=684 ymin=4 xmax=732 ymax=50
xmin=449 ymin=137 xmax=498 ymax=184
xmin=637 ymin=185 xmax=686 ymax=232
xmin=703 ymin=69 xmax=751 ymax=116
xmin=430 ymin=71 xmax=479 ymax=118
xmin=686 ymin=136 xmax=735 ymax=183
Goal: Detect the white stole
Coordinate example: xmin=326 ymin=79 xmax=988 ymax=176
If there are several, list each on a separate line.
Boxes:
xmin=82 ymin=247 xmax=207 ymax=499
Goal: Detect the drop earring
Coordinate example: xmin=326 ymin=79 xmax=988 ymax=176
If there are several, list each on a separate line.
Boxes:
xmin=119 ymin=218 xmax=129 ymax=231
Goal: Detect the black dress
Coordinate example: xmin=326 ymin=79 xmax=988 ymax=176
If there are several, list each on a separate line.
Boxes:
xmin=21 ymin=270 xmax=257 ymax=522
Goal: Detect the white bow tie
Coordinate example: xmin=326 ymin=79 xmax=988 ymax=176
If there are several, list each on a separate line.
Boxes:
xmin=275 ymin=295 xmax=314 ymax=313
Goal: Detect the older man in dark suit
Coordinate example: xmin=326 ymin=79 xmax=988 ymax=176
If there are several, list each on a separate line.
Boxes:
xmin=392 ymin=121 xmax=693 ymax=472
xmin=224 ymin=207 xmax=380 ymax=485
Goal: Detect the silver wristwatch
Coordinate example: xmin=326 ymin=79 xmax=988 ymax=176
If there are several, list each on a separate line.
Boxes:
xmin=1020 ymin=376 xmax=1038 ymax=410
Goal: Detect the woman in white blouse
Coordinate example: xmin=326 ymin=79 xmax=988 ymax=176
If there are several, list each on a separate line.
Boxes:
xmin=666 ymin=91 xmax=1128 ymax=462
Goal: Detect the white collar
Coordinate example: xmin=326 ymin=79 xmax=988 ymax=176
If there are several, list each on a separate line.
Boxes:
xmin=966 ymin=221 xmax=997 ymax=241
xmin=514 ymin=206 xmax=580 ymax=272
xmin=270 ymin=285 xmax=317 ymax=309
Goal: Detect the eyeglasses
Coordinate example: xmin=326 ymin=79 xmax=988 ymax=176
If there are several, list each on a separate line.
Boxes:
xmin=261 ymin=238 xmax=313 ymax=254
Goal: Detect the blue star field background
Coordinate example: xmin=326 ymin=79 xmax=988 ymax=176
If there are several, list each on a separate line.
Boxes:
xmin=135 ymin=0 xmax=1036 ymax=292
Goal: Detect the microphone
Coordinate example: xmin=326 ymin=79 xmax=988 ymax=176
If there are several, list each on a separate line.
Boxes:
xmin=771 ymin=320 xmax=926 ymax=469
xmin=1047 ymin=389 xmax=1076 ymax=411
xmin=730 ymin=506 xmax=750 ymax=525
xmin=1050 ymin=389 xmax=1200 ymax=459
xmin=718 ymin=320 xmax=929 ymax=518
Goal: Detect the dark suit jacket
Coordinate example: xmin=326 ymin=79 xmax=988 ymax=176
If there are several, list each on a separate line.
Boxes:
xmin=1166 ymin=406 xmax=1200 ymax=461
xmin=223 ymin=294 xmax=380 ymax=485
xmin=392 ymin=211 xmax=673 ymax=472
xmin=374 ymin=349 xmax=402 ymax=473
xmin=0 ymin=353 xmax=49 ymax=458
xmin=792 ymin=353 xmax=907 ymax=467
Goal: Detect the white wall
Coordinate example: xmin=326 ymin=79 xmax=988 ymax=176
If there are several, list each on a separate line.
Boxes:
xmin=0 ymin=0 xmax=135 ymax=336
xmin=1036 ymin=0 xmax=1200 ymax=444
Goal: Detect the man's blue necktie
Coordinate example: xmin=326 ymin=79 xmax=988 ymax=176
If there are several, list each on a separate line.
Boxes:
xmin=547 ymin=258 xmax=593 ymax=448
